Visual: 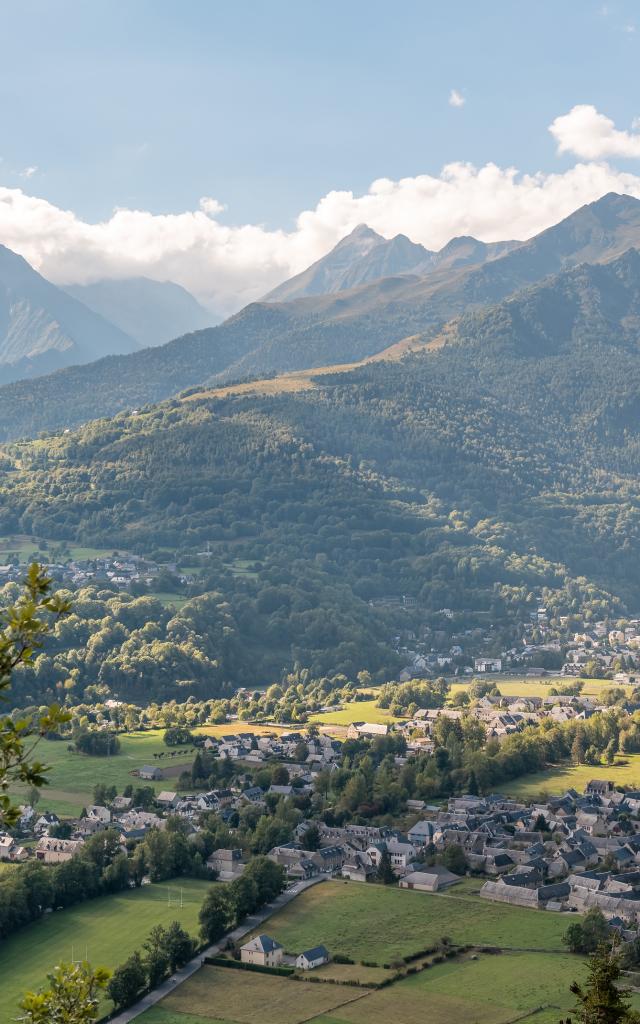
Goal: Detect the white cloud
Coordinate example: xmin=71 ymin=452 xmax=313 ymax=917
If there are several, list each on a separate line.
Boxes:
xmin=2 ymin=110 xmax=640 ymax=317
xmin=549 ymin=104 xmax=640 ymax=159
xmin=19 ymin=166 xmax=38 ymax=179
xmin=449 ymin=89 xmax=465 ymax=108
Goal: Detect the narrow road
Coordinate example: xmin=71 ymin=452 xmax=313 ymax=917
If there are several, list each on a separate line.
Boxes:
xmin=109 ymin=875 xmax=327 ymax=1024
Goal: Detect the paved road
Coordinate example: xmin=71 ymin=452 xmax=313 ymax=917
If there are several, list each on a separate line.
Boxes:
xmin=109 ymin=875 xmax=327 ymax=1023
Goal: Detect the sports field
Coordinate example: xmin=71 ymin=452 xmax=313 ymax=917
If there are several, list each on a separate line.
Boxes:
xmin=0 ymin=877 xmax=211 ymax=1020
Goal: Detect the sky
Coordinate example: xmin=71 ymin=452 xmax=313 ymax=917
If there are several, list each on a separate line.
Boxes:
xmin=1 ymin=0 xmax=640 ymax=314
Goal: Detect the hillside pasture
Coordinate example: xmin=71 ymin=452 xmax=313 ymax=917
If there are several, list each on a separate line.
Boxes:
xmin=10 ymin=729 xmax=193 ymax=816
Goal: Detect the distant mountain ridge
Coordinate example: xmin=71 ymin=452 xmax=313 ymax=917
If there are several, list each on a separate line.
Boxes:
xmin=0 ymin=244 xmax=138 ymax=384
xmin=64 ymin=277 xmax=215 ymax=349
xmin=263 ymin=223 xmax=519 ymax=302
xmin=2 ymin=191 xmax=640 ymax=438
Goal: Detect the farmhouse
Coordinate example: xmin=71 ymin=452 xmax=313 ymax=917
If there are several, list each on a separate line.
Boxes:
xmin=35 ymin=836 xmax=84 ymax=864
xmin=296 ymin=945 xmax=330 ymax=970
xmin=0 ymin=835 xmax=28 ymax=861
xmin=156 ymin=791 xmax=180 ymax=808
xmin=138 ymin=765 xmax=163 ymax=781
xmin=240 ymin=934 xmax=283 ymax=967
xmin=399 ymin=866 xmax=461 ymax=892
xmin=346 ymin=722 xmax=389 ymax=739
xmin=207 ymin=848 xmax=246 ymax=880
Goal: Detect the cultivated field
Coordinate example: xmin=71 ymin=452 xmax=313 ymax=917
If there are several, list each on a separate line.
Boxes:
xmin=0 ymin=877 xmax=211 ymax=1020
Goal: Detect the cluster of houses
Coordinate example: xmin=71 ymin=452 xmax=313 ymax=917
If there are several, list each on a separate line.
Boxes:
xmin=11 ymin=766 xmax=640 ymax=944
xmin=199 ymin=730 xmax=343 ymax=767
xmin=391 ymin=603 xmax=640 ymax=682
xmin=0 ymin=553 xmax=193 ymax=591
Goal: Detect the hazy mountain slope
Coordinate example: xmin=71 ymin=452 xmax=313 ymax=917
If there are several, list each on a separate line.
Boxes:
xmin=0 ymin=245 xmax=138 ymax=384
xmin=1 ymin=191 xmax=640 ymax=440
xmin=64 ymin=277 xmax=214 ymax=348
xmin=264 ymin=224 xmax=435 ymax=301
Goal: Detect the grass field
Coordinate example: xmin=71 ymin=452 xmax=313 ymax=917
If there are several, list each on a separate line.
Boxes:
xmin=505 ymin=753 xmax=640 ymax=798
xmin=448 ymin=675 xmax=631 ymax=700
xmin=145 ymin=966 xmax=370 ymax=1024
xmin=244 ymin=880 xmax=568 ymax=963
xmin=194 ymin=722 xmax=286 ymax=739
xmin=0 ymin=877 xmax=211 ymax=1020
xmin=0 ymin=535 xmax=115 ymax=562
xmin=151 ymin=591 xmax=191 ymax=610
xmin=10 ymin=729 xmax=193 ymax=816
xmin=318 ymin=950 xmax=588 ymax=1024
xmin=140 ymin=949 xmax=600 ymax=1024
xmin=307 ymin=700 xmax=400 ymax=727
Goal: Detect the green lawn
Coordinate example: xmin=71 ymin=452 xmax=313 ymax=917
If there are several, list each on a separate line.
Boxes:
xmin=151 ymin=591 xmax=190 ymax=610
xmin=10 ymin=729 xmax=193 ymax=816
xmin=0 ymin=878 xmax=211 ymax=1021
xmin=246 ymin=881 xmax=569 ymax=963
xmin=505 ymin=753 xmax=640 ymax=799
xmin=308 ymin=700 xmax=400 ymax=727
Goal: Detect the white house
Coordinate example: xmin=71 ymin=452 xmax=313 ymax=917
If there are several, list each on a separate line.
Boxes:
xmin=296 ymin=945 xmax=330 ymax=970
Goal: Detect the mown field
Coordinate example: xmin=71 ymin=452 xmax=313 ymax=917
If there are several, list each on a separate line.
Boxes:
xmin=0 ymin=877 xmax=211 ymax=1021
xmin=11 ymin=729 xmax=194 ymax=816
xmin=241 ymin=880 xmax=568 ymax=962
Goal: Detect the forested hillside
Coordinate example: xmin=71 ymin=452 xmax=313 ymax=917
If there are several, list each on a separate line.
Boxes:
xmin=4 ymin=243 xmax=640 ymax=701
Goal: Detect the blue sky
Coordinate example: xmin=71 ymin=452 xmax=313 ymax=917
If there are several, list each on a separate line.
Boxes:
xmin=1 ymin=0 xmax=638 ymax=226
xmin=1 ymin=0 xmax=640 ymax=313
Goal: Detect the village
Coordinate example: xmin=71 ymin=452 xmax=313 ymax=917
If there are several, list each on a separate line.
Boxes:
xmin=5 ymin=725 xmax=640 ymax=950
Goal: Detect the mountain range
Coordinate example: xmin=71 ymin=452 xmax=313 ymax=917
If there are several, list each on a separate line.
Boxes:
xmin=1 ymin=191 xmax=640 ymax=439
xmin=263 ymin=222 xmax=518 ymax=302
xmin=0 ymin=246 xmax=215 ymax=385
